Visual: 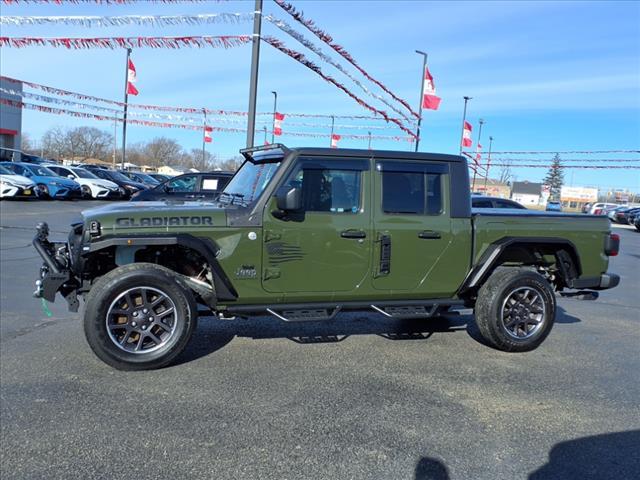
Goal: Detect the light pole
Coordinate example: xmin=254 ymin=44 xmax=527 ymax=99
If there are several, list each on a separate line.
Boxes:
xmin=471 ymin=118 xmax=484 ymax=191
xmin=459 ymin=96 xmax=472 ymax=154
xmin=414 ymin=50 xmax=427 ymax=152
xmin=245 ymin=0 xmax=263 ymax=148
xmin=271 ymin=90 xmax=277 ymax=143
xmin=484 ymin=135 xmax=493 ymax=191
xmin=368 ymin=131 xmax=372 ymax=150
xmin=263 ymin=125 xmax=268 ymax=145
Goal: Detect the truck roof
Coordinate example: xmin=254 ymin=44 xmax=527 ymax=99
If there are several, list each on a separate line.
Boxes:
xmin=241 ymin=144 xmax=464 ymax=164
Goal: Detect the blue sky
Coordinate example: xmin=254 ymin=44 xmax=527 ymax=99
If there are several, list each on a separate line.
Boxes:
xmin=1 ymin=0 xmax=639 ymax=190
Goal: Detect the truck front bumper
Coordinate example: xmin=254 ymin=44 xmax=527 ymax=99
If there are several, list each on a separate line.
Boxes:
xmin=569 ymin=273 xmax=620 ymax=291
xmin=32 ymin=222 xmax=80 ymax=312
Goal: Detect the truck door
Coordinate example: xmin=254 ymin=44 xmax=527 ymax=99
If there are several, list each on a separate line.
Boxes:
xmin=261 ymin=157 xmax=372 ymax=295
xmin=371 ymin=160 xmax=470 ymax=297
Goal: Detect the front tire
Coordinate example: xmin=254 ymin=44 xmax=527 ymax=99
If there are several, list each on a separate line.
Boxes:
xmin=81 ymin=185 xmax=93 ymax=199
xmin=37 ymin=184 xmax=50 ymax=199
xmin=474 ymin=267 xmax=556 ymax=352
xmin=84 ymin=263 xmax=198 ymax=370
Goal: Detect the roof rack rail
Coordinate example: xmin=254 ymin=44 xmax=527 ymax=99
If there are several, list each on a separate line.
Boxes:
xmin=239 ymin=143 xmax=289 ymax=161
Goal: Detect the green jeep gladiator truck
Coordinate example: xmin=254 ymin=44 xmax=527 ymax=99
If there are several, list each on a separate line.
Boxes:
xmin=33 ymin=145 xmax=620 ymax=370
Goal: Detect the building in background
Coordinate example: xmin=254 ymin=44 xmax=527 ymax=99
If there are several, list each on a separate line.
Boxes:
xmin=0 ymin=78 xmax=22 ymax=151
xmin=472 ymin=179 xmax=511 ymax=198
xmin=511 ymin=181 xmax=543 ymax=206
xmin=560 ymin=186 xmax=598 ymax=212
xmin=158 ymin=165 xmax=185 ymax=176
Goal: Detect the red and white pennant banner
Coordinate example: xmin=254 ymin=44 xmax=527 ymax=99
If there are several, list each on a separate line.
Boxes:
xmin=0 ymin=35 xmax=251 ymax=49
xmin=127 ymin=58 xmax=138 ymax=96
xmin=422 ymin=67 xmax=441 ymax=111
xmin=273 ymin=112 xmax=285 ymax=136
xmin=2 ymin=1 xmax=210 ymax=4
xmin=1 ymin=13 xmax=254 ymax=27
xmin=262 ymin=36 xmax=418 ymax=140
xmin=274 ymin=0 xmax=419 ymax=120
xmin=331 ymin=134 xmax=341 ymax=149
xmin=462 ymin=121 xmax=473 ymax=148
xmin=204 ymin=126 xmax=213 ymax=143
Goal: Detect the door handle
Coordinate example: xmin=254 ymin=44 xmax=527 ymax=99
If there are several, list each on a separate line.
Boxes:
xmin=341 ymin=229 xmax=367 ymax=239
xmin=418 ymin=230 xmax=441 ymax=239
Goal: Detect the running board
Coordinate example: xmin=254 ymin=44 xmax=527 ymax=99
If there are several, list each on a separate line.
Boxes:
xmin=371 ymin=304 xmax=439 ymax=320
xmin=266 ymin=306 xmax=342 ymax=322
xmin=225 ymin=299 xmax=462 ymax=321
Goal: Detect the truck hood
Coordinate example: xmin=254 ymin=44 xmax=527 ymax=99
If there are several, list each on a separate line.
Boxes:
xmin=82 ymin=200 xmax=228 ymax=234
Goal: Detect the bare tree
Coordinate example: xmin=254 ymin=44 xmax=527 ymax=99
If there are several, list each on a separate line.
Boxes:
xmin=143 ymin=137 xmax=182 ymax=168
xmin=41 ymin=126 xmax=113 ymax=161
xmin=497 ymin=159 xmax=513 ymax=184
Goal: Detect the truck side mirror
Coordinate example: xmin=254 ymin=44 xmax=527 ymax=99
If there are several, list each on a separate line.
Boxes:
xmin=276 ymin=186 xmax=302 ymax=211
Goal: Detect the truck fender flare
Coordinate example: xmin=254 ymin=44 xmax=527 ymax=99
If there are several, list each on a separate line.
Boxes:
xmin=87 ymin=233 xmax=238 ymax=301
xmin=458 ymin=236 xmax=582 ymax=293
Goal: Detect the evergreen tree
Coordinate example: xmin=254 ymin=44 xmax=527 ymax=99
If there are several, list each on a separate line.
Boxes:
xmin=543 ymin=154 xmax=564 ymax=200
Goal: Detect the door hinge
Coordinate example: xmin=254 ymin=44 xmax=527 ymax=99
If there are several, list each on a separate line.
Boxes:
xmin=264 ymin=230 xmax=282 ymax=242
xmin=263 ymin=267 xmax=281 ymax=280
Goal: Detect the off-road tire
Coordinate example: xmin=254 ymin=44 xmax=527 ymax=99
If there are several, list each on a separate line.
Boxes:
xmin=84 ymin=263 xmax=198 ymax=370
xmin=474 ymin=267 xmax=556 ymax=352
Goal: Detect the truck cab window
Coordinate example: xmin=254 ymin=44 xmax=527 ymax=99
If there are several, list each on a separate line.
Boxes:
xmin=382 ymin=171 xmax=442 ymax=215
xmin=284 ymin=167 xmax=361 ymax=213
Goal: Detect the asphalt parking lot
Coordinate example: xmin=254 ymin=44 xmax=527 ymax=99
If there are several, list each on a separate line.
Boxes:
xmin=1 ymin=200 xmax=639 ymax=480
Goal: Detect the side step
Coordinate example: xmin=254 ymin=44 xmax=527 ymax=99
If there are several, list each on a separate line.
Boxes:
xmin=266 ymin=306 xmax=342 ymax=322
xmin=371 ymin=304 xmax=439 ymax=320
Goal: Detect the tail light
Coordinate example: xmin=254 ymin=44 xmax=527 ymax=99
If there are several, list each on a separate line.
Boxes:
xmin=605 ymin=233 xmax=620 ymax=256
xmin=593 ymin=208 xmax=602 ymax=215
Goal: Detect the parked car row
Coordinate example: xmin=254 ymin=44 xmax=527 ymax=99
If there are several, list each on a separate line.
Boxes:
xmin=0 ymin=160 xmax=234 ymax=202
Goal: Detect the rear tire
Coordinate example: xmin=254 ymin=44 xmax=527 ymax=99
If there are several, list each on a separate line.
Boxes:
xmin=474 ymin=267 xmax=556 ymax=352
xmin=83 ymin=263 xmax=198 ymax=370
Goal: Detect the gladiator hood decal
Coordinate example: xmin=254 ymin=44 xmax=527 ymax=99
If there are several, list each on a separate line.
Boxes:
xmin=81 ymin=200 xmax=228 ymax=233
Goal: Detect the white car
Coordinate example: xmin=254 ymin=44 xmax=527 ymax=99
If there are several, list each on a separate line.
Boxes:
xmin=47 ymin=165 xmax=123 ymax=199
xmin=0 ymin=164 xmax=38 ymax=198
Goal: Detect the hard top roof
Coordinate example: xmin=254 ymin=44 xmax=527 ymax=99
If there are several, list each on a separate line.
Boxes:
xmin=241 ymin=143 xmax=464 ymax=163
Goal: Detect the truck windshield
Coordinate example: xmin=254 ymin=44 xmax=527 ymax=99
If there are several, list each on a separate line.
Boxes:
xmin=219 ymin=160 xmax=281 ymax=206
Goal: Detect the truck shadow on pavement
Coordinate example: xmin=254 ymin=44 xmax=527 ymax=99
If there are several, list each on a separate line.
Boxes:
xmin=529 ymin=430 xmax=640 ymax=480
xmin=176 ymin=305 xmax=582 ymax=365
xmin=175 ymin=311 xmax=469 ymax=365
xmin=410 ymin=430 xmax=640 ymax=480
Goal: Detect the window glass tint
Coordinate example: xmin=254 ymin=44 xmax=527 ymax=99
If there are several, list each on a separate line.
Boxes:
xmin=473 ymin=199 xmax=494 ymax=208
xmin=72 ymin=168 xmax=98 ymax=179
xmin=168 ymin=175 xmax=197 ymax=192
xmin=283 ymin=167 xmax=361 ymax=213
xmin=382 ymin=171 xmax=442 ymax=215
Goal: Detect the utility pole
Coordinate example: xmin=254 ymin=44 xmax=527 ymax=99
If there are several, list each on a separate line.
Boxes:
xmin=368 ymin=131 xmax=372 ymax=150
xmin=121 ymin=47 xmax=132 ymax=169
xmin=329 ymin=115 xmax=335 ymax=147
xmin=414 ymin=50 xmax=427 ymax=152
xmin=112 ymin=115 xmax=117 ymax=168
xmin=271 ymin=90 xmax=277 ymax=144
xmin=471 ymin=118 xmax=484 ymax=191
xmin=484 ymin=135 xmax=493 ymax=191
xmin=459 ymin=96 xmax=472 ymax=155
xmin=245 ymin=0 xmax=263 ymax=148
xmin=263 ymin=125 xmax=268 ymax=145
xmin=201 ymin=108 xmax=207 ymax=169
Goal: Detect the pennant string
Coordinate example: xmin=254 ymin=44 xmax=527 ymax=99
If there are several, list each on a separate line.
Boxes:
xmin=262 ymin=36 xmax=417 ymax=140
xmin=0 ymin=13 xmax=254 ymax=27
xmin=0 ymin=35 xmax=251 ymax=49
xmin=274 ymin=0 xmax=420 ymax=120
